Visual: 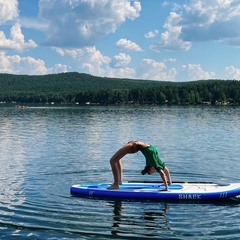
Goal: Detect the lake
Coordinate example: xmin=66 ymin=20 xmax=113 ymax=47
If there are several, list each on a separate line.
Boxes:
xmin=0 ymin=105 xmax=239 ymax=239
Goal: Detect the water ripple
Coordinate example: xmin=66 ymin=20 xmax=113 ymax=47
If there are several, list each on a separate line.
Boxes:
xmin=0 ymin=106 xmax=240 ymax=239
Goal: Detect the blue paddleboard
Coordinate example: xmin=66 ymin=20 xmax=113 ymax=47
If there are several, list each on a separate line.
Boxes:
xmin=70 ymin=182 xmax=240 ymax=202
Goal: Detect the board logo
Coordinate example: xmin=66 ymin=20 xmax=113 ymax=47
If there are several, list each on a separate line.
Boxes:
xmin=179 ymin=194 xmax=201 ymax=200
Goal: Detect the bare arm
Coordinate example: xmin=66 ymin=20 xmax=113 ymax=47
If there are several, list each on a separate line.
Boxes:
xmin=159 ymin=170 xmax=168 ymax=191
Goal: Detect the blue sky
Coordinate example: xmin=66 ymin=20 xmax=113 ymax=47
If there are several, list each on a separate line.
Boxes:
xmin=0 ymin=0 xmax=240 ymax=81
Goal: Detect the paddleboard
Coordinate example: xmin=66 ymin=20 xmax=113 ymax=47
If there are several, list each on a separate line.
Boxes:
xmin=70 ymin=182 xmax=240 ymax=202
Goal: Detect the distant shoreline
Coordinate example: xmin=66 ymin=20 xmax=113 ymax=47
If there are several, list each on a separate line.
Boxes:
xmin=0 ymin=72 xmax=240 ymax=105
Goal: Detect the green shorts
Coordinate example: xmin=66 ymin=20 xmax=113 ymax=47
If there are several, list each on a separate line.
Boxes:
xmin=140 ymin=145 xmax=165 ymax=172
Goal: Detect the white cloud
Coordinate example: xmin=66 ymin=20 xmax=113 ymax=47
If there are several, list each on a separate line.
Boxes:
xmin=182 ymin=64 xmax=216 ymax=80
xmin=178 ymin=0 xmax=240 ymax=45
xmin=67 ymin=51 xmax=178 ymax=80
xmin=50 ymin=64 xmax=68 ymax=74
xmin=138 ymin=58 xmax=177 ymax=81
xmin=161 ymin=1 xmax=170 ymax=8
xmin=55 ymin=46 xmax=136 ymax=78
xmin=39 ymin=0 xmax=141 ymax=48
xmin=0 ymin=52 xmax=47 ymax=75
xmin=163 ymin=58 xmax=176 ymax=63
xmin=0 ymin=0 xmax=18 ymax=24
xmin=152 ymin=0 xmax=240 ymax=52
xmin=0 ymin=51 xmax=67 ymax=75
xmin=224 ymin=66 xmax=240 ymax=80
xmin=183 ymin=0 xmax=240 ymax=26
xmin=110 ymin=53 xmax=131 ymax=68
xmin=105 ymin=67 xmax=136 ymax=79
xmin=55 ymin=46 xmax=110 ymax=76
xmin=144 ymin=30 xmax=158 ymax=38
xmin=20 ymin=17 xmax=47 ymax=31
xmin=0 ymin=23 xmax=37 ymax=52
xmin=115 ymin=38 xmax=142 ymax=52
xmin=150 ymin=12 xmax=191 ymax=52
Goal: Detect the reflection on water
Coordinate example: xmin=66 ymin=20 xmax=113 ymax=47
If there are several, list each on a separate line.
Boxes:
xmin=0 ymin=105 xmax=240 ymax=239
xmin=0 ymin=111 xmax=26 ymax=219
xmin=111 ymin=201 xmax=170 ymax=237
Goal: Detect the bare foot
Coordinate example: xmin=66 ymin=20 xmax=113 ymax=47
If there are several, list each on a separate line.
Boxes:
xmin=159 ymin=188 xmax=168 ymax=191
xmin=107 ymin=184 xmax=119 ymax=190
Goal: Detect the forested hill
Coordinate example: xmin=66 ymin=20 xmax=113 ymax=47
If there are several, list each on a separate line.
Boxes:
xmin=0 ymin=72 xmax=240 ymax=105
xmin=0 ymin=72 xmax=173 ymax=92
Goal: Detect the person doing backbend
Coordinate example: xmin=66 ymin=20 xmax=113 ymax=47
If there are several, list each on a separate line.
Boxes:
xmin=107 ymin=140 xmax=172 ymax=191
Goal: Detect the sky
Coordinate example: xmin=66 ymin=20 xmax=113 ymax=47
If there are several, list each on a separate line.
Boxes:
xmin=0 ymin=0 xmax=240 ymax=82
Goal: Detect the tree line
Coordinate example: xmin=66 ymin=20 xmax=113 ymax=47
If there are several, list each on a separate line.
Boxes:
xmin=0 ymin=72 xmax=240 ymax=105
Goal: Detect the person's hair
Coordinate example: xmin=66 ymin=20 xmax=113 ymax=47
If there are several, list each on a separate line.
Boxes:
xmin=141 ymin=166 xmax=152 ymax=175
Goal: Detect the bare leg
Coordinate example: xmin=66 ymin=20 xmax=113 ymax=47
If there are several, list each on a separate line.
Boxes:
xmin=117 ymin=160 xmax=123 ymax=184
xmin=108 ymin=161 xmax=121 ymax=189
xmin=164 ymin=167 xmax=172 ymax=185
xmin=107 ymin=142 xmax=138 ymax=189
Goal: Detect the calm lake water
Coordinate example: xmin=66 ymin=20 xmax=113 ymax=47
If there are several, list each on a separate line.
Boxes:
xmin=0 ymin=105 xmax=240 ymax=239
